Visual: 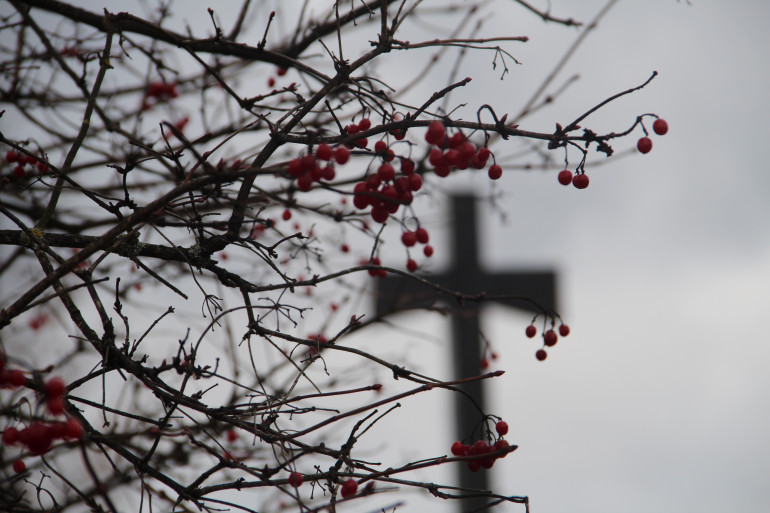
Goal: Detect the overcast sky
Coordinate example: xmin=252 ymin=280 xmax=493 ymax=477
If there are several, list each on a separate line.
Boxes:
xmin=4 ymin=2 xmax=769 ymax=513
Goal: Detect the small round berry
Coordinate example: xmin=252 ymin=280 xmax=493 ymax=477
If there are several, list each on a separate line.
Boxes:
xmin=495 ymin=420 xmax=509 ymax=436
xmin=13 ymin=165 xmax=25 ymax=178
xmin=544 ymin=329 xmax=558 ymax=347
xmin=6 ymin=151 xmax=19 ymax=163
xmin=340 ymin=478 xmax=358 ymax=498
xmin=8 ymin=369 xmax=25 ymax=387
xmin=573 ymin=173 xmax=589 ymax=189
xmin=415 ymin=227 xmax=429 ymax=244
xmin=374 ymin=140 xmax=387 ymax=153
xmin=316 ymin=143 xmax=333 ymax=161
xmin=423 ymin=245 xmax=434 ymax=257
xmin=406 ymin=259 xmax=418 ymax=272
xmin=451 ymin=441 xmax=465 ymax=456
xmin=282 ymin=209 xmax=292 ymax=221
xmin=407 ymin=173 xmax=422 ymax=191
xmin=525 ymin=325 xmax=537 ymax=338
xmin=64 ymin=418 xmax=83 ymax=439
xmin=46 ymin=395 xmax=66 ymax=415
xmin=12 ymin=459 xmax=25 ymax=473
xmin=488 ymin=164 xmax=503 ymax=180
xmin=535 ymin=349 xmax=547 ymax=361
xmin=401 ymin=231 xmax=417 ymax=247
xmin=2 ymin=426 xmax=20 ymax=445
xmin=227 ymin=429 xmax=238 ymax=442
xmin=494 ymin=438 xmax=511 ymax=457
xmin=276 ymin=67 xmax=288 ymax=76
xmin=267 ymin=77 xmax=276 ymax=87
xmin=558 ymin=170 xmax=573 ymax=186
xmin=652 ymin=118 xmax=669 ymax=136
xmin=334 ymin=147 xmax=350 ymax=165
xmin=288 ymin=471 xmax=304 ymax=487
xmin=558 ymin=324 xmax=570 ymax=337
xmin=637 ymin=137 xmax=652 ymax=154
xmin=467 ymin=460 xmax=481 ymax=472
xmin=358 ymin=118 xmax=371 ymax=131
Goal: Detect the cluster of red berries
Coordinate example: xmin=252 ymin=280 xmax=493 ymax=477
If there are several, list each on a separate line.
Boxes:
xmin=424 ymin=121 xmax=502 ymax=180
xmin=5 ymin=150 xmax=48 ymax=178
xmin=637 ymin=118 xmax=669 ymax=154
xmin=288 ymin=143 xmax=348 ymax=191
xmin=450 ymin=420 xmax=513 ymax=472
xmin=3 ymin=417 xmax=83 ymax=456
xmin=142 ymin=81 xmax=179 ymax=110
xmin=400 ymin=227 xmax=434 ymax=272
xmin=525 ymin=323 xmax=570 ymax=361
xmin=2 ymin=356 xmax=84 ymax=473
xmin=557 ymin=169 xmax=589 ymax=189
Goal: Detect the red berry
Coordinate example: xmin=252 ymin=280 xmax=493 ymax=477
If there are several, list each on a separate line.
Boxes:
xmin=334 ymin=147 xmax=350 ymax=165
xmin=637 ymin=137 xmax=652 ymax=154
xmin=371 ymin=206 xmax=389 ymax=224
xmin=407 ymin=173 xmax=422 ymax=191
xmin=12 ymin=459 xmax=25 ymax=473
xmin=559 ymin=324 xmax=570 ymax=337
xmin=340 ymin=243 xmax=350 ymax=253
xmin=406 ymin=259 xmax=418 ymax=272
xmin=400 ymin=158 xmax=415 ymax=175
xmin=357 ymin=118 xmax=371 ymax=131
xmin=423 ymin=245 xmax=434 ymax=257
xmin=450 ymin=441 xmax=465 ymax=456
xmin=425 ymin=121 xmax=446 ymax=146
xmin=558 ymin=170 xmax=573 ymax=186
xmin=480 ymin=357 xmax=489 ymax=370
xmin=64 ymin=418 xmax=83 ymax=439
xmin=47 ymin=395 xmax=66 ymax=415
xmin=276 ymin=67 xmax=288 ymax=76
xmin=340 ymin=478 xmax=358 ymax=498
xmin=316 ymin=143 xmax=333 ymax=161
xmin=46 ymin=377 xmax=66 ymax=397
xmin=2 ymin=426 xmax=19 ymax=445
xmin=288 ymin=471 xmax=304 ymax=487
xmin=573 ymin=173 xmax=589 ymax=189
xmin=415 ymin=227 xmax=429 ymax=244
xmin=227 ymin=429 xmax=238 ymax=442
xmin=525 ymin=325 xmax=536 ymax=338
xmin=21 ymin=422 xmax=52 ymax=455
xmin=495 ymin=420 xmax=509 ymax=436
xmin=535 ymin=349 xmax=547 ymax=361
xmin=377 ymin=163 xmax=395 ymax=181
xmin=282 ymin=209 xmax=292 ymax=221
xmin=13 ymin=165 xmax=25 ymax=178
xmin=652 ymin=118 xmax=668 ymax=135
xmin=467 ymin=460 xmax=481 ymax=472
xmin=37 ymin=161 xmax=49 ymax=173
xmin=267 ymin=77 xmax=276 ymax=87
xmin=494 ymin=438 xmax=510 ymax=457
xmin=487 ymin=164 xmax=503 ymax=180
xmin=374 ymin=140 xmax=387 ymax=153
xmin=544 ymin=329 xmax=558 ymax=347
xmin=6 ymin=151 xmax=20 ymax=163
xmin=8 ymin=369 xmax=25 ymax=387
xmin=401 ymin=231 xmax=417 ymax=247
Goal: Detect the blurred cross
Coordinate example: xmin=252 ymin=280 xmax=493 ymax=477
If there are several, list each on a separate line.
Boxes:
xmin=374 ymin=194 xmax=557 ymax=509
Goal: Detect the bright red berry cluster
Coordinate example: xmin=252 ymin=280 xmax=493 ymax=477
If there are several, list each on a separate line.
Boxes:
xmin=525 ymin=323 xmax=570 ymax=361
xmin=3 ymin=418 xmax=83 ymax=456
xmin=424 ymin=121 xmax=500 ymax=179
xmin=637 ymin=117 xmax=668 ymax=154
xmin=5 ymin=150 xmax=48 ymax=178
xmin=450 ymin=436 xmax=512 ymax=472
xmin=557 ymin=169 xmax=589 ymax=189
xmin=288 ymin=147 xmax=340 ymax=191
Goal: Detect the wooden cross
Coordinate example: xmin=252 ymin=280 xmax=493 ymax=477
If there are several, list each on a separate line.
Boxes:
xmin=374 ymin=194 xmax=557 ymax=509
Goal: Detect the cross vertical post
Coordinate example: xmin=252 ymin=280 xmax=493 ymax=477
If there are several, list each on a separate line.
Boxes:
xmin=374 ymin=195 xmax=557 ymax=511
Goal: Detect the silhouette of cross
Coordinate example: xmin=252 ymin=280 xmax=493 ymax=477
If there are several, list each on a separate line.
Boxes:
xmin=375 ymin=194 xmax=557 ymax=509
